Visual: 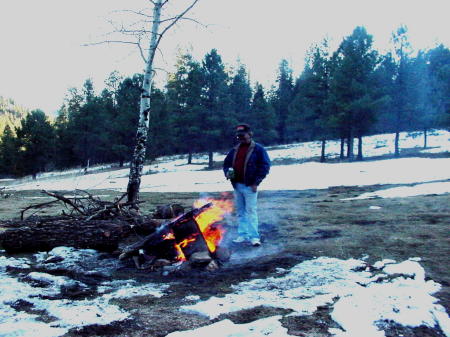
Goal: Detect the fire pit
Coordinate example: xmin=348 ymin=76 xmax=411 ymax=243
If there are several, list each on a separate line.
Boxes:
xmin=119 ymin=199 xmax=233 ymax=272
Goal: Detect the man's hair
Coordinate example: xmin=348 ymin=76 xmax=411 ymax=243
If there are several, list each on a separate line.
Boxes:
xmin=235 ymin=123 xmax=253 ymax=136
xmin=236 ymin=123 xmax=251 ymax=131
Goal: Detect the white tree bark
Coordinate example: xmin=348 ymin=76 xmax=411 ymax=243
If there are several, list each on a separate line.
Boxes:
xmin=126 ymin=0 xmax=162 ymax=204
xmin=126 ymin=0 xmax=201 ymax=204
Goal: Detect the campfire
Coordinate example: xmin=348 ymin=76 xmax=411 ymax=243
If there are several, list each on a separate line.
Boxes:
xmin=119 ymin=198 xmax=233 ymax=272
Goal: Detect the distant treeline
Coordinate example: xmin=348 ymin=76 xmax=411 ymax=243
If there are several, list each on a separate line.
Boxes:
xmin=0 ymin=26 xmax=449 ymax=177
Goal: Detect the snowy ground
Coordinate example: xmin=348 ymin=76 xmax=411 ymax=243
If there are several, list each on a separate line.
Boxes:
xmin=1 ymin=129 xmax=449 ymax=336
xmin=175 ymin=257 xmax=450 ymax=337
xmin=4 ymin=129 xmax=450 ymax=199
xmin=0 ymin=247 xmax=169 ymax=337
xmin=1 ymin=249 xmax=449 ymax=337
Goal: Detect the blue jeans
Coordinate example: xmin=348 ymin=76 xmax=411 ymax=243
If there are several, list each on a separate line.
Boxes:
xmin=234 ymin=183 xmax=260 ymax=239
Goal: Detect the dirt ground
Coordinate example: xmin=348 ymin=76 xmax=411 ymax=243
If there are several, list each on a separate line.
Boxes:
xmin=0 ymin=182 xmax=449 ymax=336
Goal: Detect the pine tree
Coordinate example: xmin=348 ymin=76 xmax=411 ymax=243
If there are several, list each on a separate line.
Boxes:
xmin=288 ymin=41 xmax=333 ymax=161
xmin=16 ymin=110 xmax=56 ymax=177
xmin=110 ymin=74 xmax=142 ymax=167
xmin=201 ymin=49 xmax=235 ymax=168
xmin=328 ymin=26 xmax=379 ymax=160
xmin=390 ymin=25 xmax=416 ymax=157
xmin=229 ymin=63 xmax=252 ymax=123
xmin=250 ymin=83 xmax=278 ymax=145
xmin=166 ymin=53 xmax=204 ymax=163
xmin=0 ymin=125 xmax=19 ymax=176
xmin=53 ymin=104 xmax=77 ymax=169
xmin=411 ymin=51 xmax=438 ymax=148
xmin=147 ymin=88 xmax=174 ymax=159
xmin=273 ymin=59 xmax=294 ymax=143
xmin=426 ymin=44 xmax=450 ymax=130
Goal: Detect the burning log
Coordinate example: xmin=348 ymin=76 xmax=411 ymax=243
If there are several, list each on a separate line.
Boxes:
xmin=120 ymin=199 xmax=233 ymax=271
xmin=153 ymin=204 xmax=185 ymax=219
xmin=119 ymin=203 xmax=213 ymax=261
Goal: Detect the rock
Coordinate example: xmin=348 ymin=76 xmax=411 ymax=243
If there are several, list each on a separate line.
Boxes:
xmin=212 ymin=246 xmax=231 ymax=263
xmin=189 ymin=251 xmax=212 ymax=265
xmin=44 ymin=256 xmax=64 ymax=264
xmin=60 ymin=281 xmax=92 ymax=299
xmin=153 ymin=259 xmax=172 ymax=267
xmin=162 ymin=261 xmax=189 ymax=275
xmin=205 ymin=260 xmax=219 ymax=271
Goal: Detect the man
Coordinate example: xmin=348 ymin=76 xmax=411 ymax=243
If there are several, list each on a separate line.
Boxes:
xmin=223 ymin=123 xmax=271 ymax=246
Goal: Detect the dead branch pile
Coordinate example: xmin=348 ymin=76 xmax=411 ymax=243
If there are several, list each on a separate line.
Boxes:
xmin=20 ymin=190 xmax=144 ymax=221
xmin=0 ymin=190 xmax=176 ymax=254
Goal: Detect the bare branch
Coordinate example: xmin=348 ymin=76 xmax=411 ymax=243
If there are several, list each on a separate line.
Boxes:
xmin=159 ymin=16 xmax=208 ymax=28
xmin=154 ymin=67 xmax=170 ymax=75
xmin=82 ymin=40 xmax=141 ymax=47
xmin=154 ymin=0 xmax=201 ymax=53
xmin=111 ymin=9 xmax=152 ymax=18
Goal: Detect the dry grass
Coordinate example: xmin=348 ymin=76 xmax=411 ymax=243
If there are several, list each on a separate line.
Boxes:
xmin=1 ymin=184 xmax=449 ymax=336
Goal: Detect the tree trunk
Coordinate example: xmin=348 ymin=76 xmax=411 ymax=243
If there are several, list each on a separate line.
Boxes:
xmin=127 ymin=0 xmax=163 ymax=204
xmin=395 ymin=131 xmax=400 ymax=157
xmin=320 ymin=139 xmax=326 ymax=162
xmin=357 ymin=135 xmax=363 ymax=161
xmin=208 ymin=151 xmax=214 ymax=169
xmin=347 ymin=129 xmax=354 ymax=161
xmin=340 ymin=138 xmax=345 ymax=159
xmin=188 ymin=151 xmax=192 ymax=164
xmin=0 ymin=218 xmax=132 ymax=254
xmin=423 ymin=128 xmax=428 ymax=149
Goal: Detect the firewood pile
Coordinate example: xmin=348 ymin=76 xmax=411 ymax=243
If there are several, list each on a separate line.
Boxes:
xmin=0 ymin=191 xmax=233 ymax=273
xmin=0 ymin=190 xmax=169 ymax=254
xmin=20 ymin=190 xmax=144 ymax=221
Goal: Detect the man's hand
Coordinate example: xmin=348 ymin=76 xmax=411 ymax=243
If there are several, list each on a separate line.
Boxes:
xmin=251 ymin=185 xmax=258 ymax=192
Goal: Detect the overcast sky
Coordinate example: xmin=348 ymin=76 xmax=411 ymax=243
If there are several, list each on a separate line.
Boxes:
xmin=0 ymin=0 xmax=449 ymax=115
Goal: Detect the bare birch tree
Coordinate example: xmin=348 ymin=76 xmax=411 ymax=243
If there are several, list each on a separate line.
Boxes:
xmin=128 ymin=0 xmax=201 ymax=204
xmin=89 ymin=0 xmax=201 ymax=204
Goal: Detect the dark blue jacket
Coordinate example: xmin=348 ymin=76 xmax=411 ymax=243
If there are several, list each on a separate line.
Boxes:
xmin=223 ymin=141 xmax=271 ymax=187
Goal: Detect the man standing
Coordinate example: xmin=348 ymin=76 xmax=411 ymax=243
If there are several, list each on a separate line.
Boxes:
xmin=223 ymin=124 xmax=271 ymax=246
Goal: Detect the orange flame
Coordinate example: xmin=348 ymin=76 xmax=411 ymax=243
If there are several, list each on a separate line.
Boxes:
xmin=193 ymin=198 xmax=233 ymax=253
xmin=163 ymin=232 xmax=175 ymax=240
xmin=174 ymin=237 xmax=197 ymax=261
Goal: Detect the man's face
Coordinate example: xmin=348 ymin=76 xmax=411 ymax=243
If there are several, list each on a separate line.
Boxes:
xmin=236 ymin=132 xmax=251 ymax=144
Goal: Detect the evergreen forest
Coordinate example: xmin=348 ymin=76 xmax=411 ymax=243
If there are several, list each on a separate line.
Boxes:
xmin=1 ymin=26 xmax=449 ymax=178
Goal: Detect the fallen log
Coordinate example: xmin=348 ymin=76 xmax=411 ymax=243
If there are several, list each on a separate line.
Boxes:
xmin=0 ymin=217 xmax=133 ymax=253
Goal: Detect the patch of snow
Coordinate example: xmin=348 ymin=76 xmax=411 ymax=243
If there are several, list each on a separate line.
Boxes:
xmin=184 ymin=295 xmax=201 ymax=302
xmin=24 ymin=272 xmax=79 ymax=289
xmin=166 ymin=315 xmax=290 ymax=337
xmin=0 ymin=249 xmax=169 ymax=337
xmin=101 ymin=282 xmax=169 ymax=300
xmin=180 ymin=257 xmax=449 ymax=337
xmin=0 ymin=255 xmax=31 ymax=271
xmin=372 ymin=259 xmax=397 ymax=270
xmin=343 ymin=181 xmax=450 ymax=200
xmin=383 ymin=260 xmax=426 ymax=281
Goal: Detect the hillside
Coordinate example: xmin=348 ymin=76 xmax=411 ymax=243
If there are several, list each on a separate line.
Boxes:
xmin=0 ymin=96 xmax=29 ymax=134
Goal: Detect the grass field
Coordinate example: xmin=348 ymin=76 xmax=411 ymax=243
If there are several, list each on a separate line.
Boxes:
xmin=1 ymin=182 xmax=449 ymax=336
